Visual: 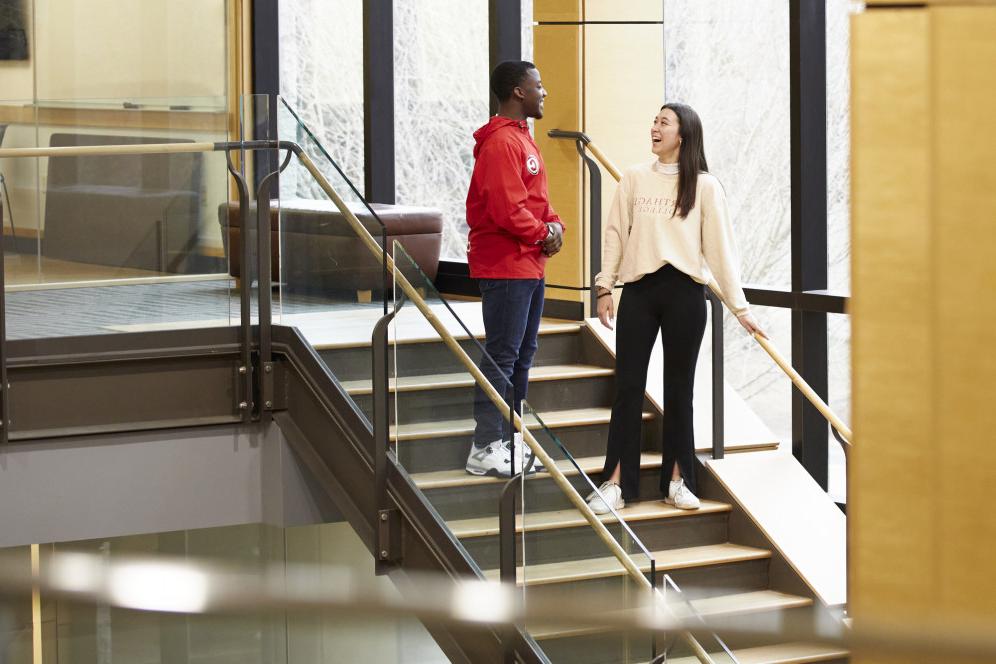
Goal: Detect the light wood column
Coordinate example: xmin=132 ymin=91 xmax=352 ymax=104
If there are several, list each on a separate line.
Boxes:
xmin=850 ymin=3 xmax=996 ymax=663
xmin=533 ymin=1 xmax=664 ymax=318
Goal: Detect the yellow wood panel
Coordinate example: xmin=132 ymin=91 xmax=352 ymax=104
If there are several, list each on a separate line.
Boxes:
xmin=930 ymin=5 xmax=996 ymax=621
xmin=852 ymin=6 xmax=996 ymax=663
xmin=584 ymin=0 xmax=663 ymax=22
xmin=534 ymin=0 xmax=582 ymax=23
xmin=533 ymin=24 xmax=584 ymax=298
xmin=583 ymin=22 xmax=664 ymax=289
xmin=867 ymin=0 xmax=996 ymax=5
xmin=849 ymin=5 xmax=935 ymax=632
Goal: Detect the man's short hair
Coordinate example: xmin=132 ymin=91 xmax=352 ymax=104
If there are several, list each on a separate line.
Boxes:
xmin=490 ymin=60 xmax=537 ymax=102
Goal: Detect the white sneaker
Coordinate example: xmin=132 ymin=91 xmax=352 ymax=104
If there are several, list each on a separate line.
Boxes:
xmin=665 ymin=478 xmax=700 ymax=510
xmin=586 ymin=481 xmax=625 ymax=515
xmin=466 ymin=440 xmax=539 ymax=478
xmin=513 ymin=432 xmax=545 ymax=472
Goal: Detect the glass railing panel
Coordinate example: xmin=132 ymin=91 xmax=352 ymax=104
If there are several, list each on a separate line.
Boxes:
xmin=660 ymin=576 xmax=741 ymax=664
xmin=388 ymin=240 xmax=658 ymax=661
xmin=387 ymin=241 xmax=519 ymax=581
xmin=272 ymin=97 xmax=389 ymax=392
xmin=274 ymin=98 xmax=398 ymax=390
xmin=1 ymin=96 xmax=235 ymax=339
xmin=520 ymin=401 xmax=657 ymax=663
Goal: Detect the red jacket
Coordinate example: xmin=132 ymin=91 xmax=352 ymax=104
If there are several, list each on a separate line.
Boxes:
xmin=466 ymin=116 xmax=564 ymax=279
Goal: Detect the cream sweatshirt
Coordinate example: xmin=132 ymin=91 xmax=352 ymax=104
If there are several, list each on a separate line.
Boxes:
xmin=593 ymin=160 xmax=751 ymax=315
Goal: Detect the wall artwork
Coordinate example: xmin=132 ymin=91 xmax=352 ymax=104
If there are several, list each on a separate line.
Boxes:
xmin=0 ymin=0 xmax=27 ymax=60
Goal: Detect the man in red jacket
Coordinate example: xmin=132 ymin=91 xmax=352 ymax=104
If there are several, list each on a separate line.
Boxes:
xmin=464 ymin=60 xmax=565 ymax=478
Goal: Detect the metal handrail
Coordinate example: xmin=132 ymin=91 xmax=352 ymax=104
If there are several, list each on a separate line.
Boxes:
xmin=554 ymin=133 xmax=853 ymax=447
xmin=0 ymin=138 xmax=711 ymax=662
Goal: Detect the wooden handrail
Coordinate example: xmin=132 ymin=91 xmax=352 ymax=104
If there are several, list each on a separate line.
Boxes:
xmin=579 ymin=140 xmax=853 ymax=447
xmin=0 ymin=142 xmax=219 ymax=158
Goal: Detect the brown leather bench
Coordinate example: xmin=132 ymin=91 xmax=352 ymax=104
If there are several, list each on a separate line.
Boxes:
xmin=219 ymin=199 xmax=443 ymax=296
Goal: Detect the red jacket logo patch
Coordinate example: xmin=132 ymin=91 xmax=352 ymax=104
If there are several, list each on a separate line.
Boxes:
xmin=525 ymin=154 xmax=540 ymax=175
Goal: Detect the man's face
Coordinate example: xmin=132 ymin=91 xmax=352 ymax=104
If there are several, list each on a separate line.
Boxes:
xmin=517 ymin=68 xmax=547 ymax=119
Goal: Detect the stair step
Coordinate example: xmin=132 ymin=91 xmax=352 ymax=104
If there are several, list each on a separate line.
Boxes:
xmin=662 ymin=641 xmax=848 ymax=664
xmin=413 ymin=452 xmax=662 ymax=491
xmin=393 ymin=406 xmax=653 ymax=442
xmin=531 ymin=590 xmax=814 ymax=641
xmin=484 ymin=543 xmax=771 ymax=586
xmin=678 ymin=590 xmax=814 ymax=620
xmin=314 ymin=319 xmax=581 ymax=350
xmin=449 ymin=498 xmax=732 ymax=539
xmin=339 ymin=363 xmax=614 ymax=395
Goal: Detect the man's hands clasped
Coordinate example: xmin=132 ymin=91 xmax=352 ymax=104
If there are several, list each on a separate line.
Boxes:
xmin=542 ymin=222 xmax=563 ymax=257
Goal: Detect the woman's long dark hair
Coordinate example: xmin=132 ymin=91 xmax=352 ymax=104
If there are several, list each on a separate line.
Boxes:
xmin=662 ymin=103 xmax=708 ymax=218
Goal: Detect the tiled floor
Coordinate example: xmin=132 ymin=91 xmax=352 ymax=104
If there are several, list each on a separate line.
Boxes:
xmin=3 ymin=278 xmax=367 ymax=340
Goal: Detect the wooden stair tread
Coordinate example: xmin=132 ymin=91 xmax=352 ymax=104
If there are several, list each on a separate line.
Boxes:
xmin=391 ymin=407 xmax=773 ymax=453
xmin=448 ymin=498 xmax=731 ymax=539
xmin=663 ymin=642 xmax=848 ymax=664
xmin=315 ymin=320 xmax=580 ymax=350
xmin=413 ymin=452 xmax=662 ymax=490
xmin=680 ymin=590 xmax=813 ymax=619
xmin=340 ymin=363 xmax=614 ymax=395
xmin=530 ymin=590 xmax=814 ymax=641
xmin=392 ymin=407 xmax=653 ymax=442
xmin=483 ymin=543 xmax=771 ymax=586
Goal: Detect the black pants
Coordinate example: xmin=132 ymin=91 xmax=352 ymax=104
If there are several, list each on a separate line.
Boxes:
xmin=601 ymin=264 xmax=706 ymax=501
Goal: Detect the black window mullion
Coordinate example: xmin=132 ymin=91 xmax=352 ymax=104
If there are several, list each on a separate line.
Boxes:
xmin=489 ymin=0 xmax=522 ymax=115
xmin=790 ymin=0 xmax=830 ymax=490
xmin=363 ymin=0 xmax=395 ymax=204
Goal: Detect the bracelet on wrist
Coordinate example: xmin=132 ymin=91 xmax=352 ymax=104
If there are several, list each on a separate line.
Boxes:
xmin=596 ymin=292 xmax=612 ymax=299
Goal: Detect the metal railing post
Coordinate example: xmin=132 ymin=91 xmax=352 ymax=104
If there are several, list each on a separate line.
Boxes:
xmin=254 ymin=148 xmax=293 ymax=421
xmin=577 ymin=141 xmax=602 ymax=316
xmin=499 ymin=473 xmax=523 ymax=664
xmin=373 ymin=302 xmax=403 ymax=574
xmin=707 ymin=290 xmax=725 ymax=459
xmin=547 ymin=130 xmax=603 ymax=316
xmin=225 ymin=152 xmax=255 ymax=422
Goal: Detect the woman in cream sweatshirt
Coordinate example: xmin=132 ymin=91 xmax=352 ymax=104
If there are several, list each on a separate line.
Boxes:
xmin=587 ymin=103 xmax=765 ymax=514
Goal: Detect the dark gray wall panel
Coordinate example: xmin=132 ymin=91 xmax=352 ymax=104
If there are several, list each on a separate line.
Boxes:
xmin=0 ymin=422 xmax=337 ymax=548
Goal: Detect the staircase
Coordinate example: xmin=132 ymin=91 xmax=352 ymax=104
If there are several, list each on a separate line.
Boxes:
xmin=316 ymin=316 xmax=847 ymax=664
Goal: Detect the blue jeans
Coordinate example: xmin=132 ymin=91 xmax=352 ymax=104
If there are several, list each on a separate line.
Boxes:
xmin=473 ymin=277 xmax=545 ymax=447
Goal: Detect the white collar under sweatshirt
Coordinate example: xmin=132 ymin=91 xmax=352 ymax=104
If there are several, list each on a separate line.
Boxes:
xmin=593 ymin=160 xmax=751 ymax=315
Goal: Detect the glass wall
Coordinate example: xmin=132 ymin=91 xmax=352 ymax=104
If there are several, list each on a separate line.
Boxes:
xmin=663 ymin=0 xmax=795 ymax=447
xmin=0 ymin=522 xmax=447 ymax=664
xmin=278 ymin=0 xmax=365 ymax=199
xmin=279 ymin=1 xmax=535 ymax=261
xmin=664 ymin=0 xmax=792 ymax=291
xmin=0 ymin=0 xmax=238 ymax=337
xmin=393 ymin=0 xmax=489 ymax=260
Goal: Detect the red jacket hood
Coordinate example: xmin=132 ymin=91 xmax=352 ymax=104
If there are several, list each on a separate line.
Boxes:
xmin=473 ymin=116 xmax=529 ymax=158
